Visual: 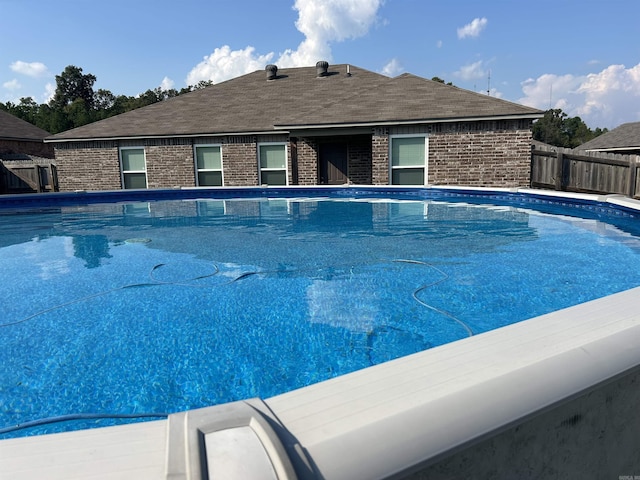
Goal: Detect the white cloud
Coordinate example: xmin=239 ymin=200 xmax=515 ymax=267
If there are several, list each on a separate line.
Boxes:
xmin=519 ymin=63 xmax=640 ymax=129
xmin=520 ymin=73 xmax=583 ymax=111
xmin=278 ymin=0 xmax=382 ymax=66
xmin=436 ymin=40 xmax=443 ymax=48
xmin=186 ymin=46 xmax=274 ymax=86
xmin=3 ymin=79 xmax=21 ymax=90
xmin=10 ymin=61 xmax=49 ymax=77
xmin=186 ymin=0 xmax=383 ymax=86
xmin=160 ymin=76 xmax=175 ymax=91
xmin=455 ymin=60 xmax=485 ymax=81
xmin=457 ymin=17 xmax=488 ymax=39
xmin=486 ymin=87 xmax=503 ymax=99
xmin=43 ymin=82 xmax=56 ymax=103
xmin=381 ymin=58 xmax=403 ymax=77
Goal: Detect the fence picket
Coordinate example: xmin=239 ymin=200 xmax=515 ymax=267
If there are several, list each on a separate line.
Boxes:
xmin=531 ymin=144 xmax=640 ymax=199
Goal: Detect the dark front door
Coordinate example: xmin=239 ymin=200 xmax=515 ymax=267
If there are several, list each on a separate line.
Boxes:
xmin=319 ymin=143 xmax=348 ymax=185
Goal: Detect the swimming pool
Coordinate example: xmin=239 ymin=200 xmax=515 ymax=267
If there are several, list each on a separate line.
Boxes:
xmin=2 ymin=187 xmax=640 ymax=439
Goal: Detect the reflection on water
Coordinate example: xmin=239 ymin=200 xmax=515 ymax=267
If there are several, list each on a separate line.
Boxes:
xmin=2 ymin=196 xmax=640 ymax=439
xmin=1 ymin=198 xmax=541 ymax=266
xmin=72 ymin=235 xmax=111 ymax=268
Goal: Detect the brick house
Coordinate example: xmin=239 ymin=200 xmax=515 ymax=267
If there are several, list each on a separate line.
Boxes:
xmin=47 ymin=62 xmax=543 ymax=192
xmin=1 ymin=110 xmax=57 ymax=193
xmin=578 ymin=121 xmax=640 ymax=155
xmin=0 ymin=110 xmax=54 ymax=158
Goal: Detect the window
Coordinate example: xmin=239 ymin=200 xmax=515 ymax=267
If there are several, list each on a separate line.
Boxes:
xmin=194 ymin=145 xmax=223 ymax=186
xmin=390 ymin=136 xmax=427 ymax=186
xmin=120 ymin=148 xmax=147 ymax=189
xmin=258 ymin=143 xmax=287 ymax=186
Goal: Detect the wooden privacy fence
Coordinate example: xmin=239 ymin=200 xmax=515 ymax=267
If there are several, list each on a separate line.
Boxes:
xmin=0 ymin=161 xmax=59 ymax=194
xmin=531 ymin=144 xmax=640 ymax=199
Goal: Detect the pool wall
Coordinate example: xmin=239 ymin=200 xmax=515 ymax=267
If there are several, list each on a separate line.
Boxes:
xmin=406 ymin=367 xmax=640 ymax=479
xmin=262 ymin=285 xmax=640 ymax=479
xmin=0 ymin=184 xmax=638 ymax=215
xmin=1 ymin=186 xmax=640 ymax=479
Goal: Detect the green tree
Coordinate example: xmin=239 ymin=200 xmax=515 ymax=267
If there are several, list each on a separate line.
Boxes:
xmin=533 ymin=109 xmax=607 ymax=148
xmin=66 ymin=99 xmax=92 ymax=128
xmin=563 ymin=116 xmax=593 ymax=148
xmin=2 ymin=66 xmax=220 ymax=134
xmin=14 ymin=97 xmax=39 ymax=125
xmin=93 ymin=89 xmax=116 ymax=111
xmin=50 ymin=65 xmax=97 ymax=110
xmin=191 ymin=80 xmax=214 ymax=90
xmin=533 ymin=109 xmax=568 ymax=146
xmin=46 ymin=65 xmax=99 ymax=130
xmin=431 ymin=76 xmax=453 ymax=86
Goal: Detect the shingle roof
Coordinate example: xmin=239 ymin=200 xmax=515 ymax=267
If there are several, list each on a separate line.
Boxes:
xmin=47 ymin=64 xmax=542 ymax=142
xmin=277 ymin=72 xmax=542 ymax=128
xmin=578 ymin=121 xmax=640 ymax=151
xmin=0 ymin=110 xmax=51 ymax=141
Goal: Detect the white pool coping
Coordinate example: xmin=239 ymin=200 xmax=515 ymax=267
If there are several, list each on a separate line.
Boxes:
xmin=265 ymin=286 xmax=640 ymax=478
xmin=2 ymin=188 xmax=640 ymax=479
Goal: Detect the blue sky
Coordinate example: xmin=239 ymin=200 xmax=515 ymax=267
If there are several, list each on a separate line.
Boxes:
xmin=2 ymin=0 xmax=639 ymax=129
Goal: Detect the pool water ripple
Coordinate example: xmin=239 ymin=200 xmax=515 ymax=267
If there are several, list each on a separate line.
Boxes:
xmin=2 ymin=197 xmax=640 ymax=438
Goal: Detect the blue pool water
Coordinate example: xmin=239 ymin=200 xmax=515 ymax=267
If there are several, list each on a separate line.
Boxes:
xmin=2 ymin=189 xmax=640 ymax=438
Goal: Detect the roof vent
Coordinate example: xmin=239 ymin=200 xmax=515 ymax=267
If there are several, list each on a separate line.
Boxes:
xmin=265 ymin=64 xmax=278 ymax=81
xmin=316 ymin=61 xmax=329 ymax=77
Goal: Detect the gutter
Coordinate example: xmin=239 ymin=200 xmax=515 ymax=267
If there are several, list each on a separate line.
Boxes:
xmin=275 ymin=113 xmax=544 ymax=131
xmin=44 ymin=114 xmax=543 ymax=144
xmin=583 ymin=146 xmax=640 ymax=153
xmin=44 ymin=130 xmax=291 ymax=144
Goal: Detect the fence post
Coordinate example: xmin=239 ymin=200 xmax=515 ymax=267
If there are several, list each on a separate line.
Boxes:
xmin=51 ymin=164 xmax=59 ymax=192
xmin=628 ymin=156 xmax=639 ymax=198
xmin=0 ymin=163 xmax=6 ymax=194
xmin=555 ymin=151 xmax=564 ymax=191
xmin=36 ymin=165 xmax=43 ymax=193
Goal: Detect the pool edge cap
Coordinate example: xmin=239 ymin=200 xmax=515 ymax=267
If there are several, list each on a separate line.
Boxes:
xmin=165 ymin=399 xmax=300 ymax=480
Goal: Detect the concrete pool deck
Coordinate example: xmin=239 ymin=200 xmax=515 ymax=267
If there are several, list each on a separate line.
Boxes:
xmin=2 ymin=188 xmax=640 ymax=479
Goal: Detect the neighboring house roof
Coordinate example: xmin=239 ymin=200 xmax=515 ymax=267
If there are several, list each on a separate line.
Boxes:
xmin=0 ymin=109 xmax=51 ymax=141
xmin=0 ymin=153 xmax=52 ymax=162
xmin=578 ymin=121 xmax=640 ymax=152
xmin=46 ymin=64 xmax=543 ymax=142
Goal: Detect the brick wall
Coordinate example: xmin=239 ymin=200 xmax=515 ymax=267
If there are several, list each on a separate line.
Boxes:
xmin=371 ymin=121 xmax=533 ymax=188
xmin=146 ymin=141 xmax=194 ymax=189
xmin=55 ymin=136 xmax=261 ymax=191
xmin=52 ymin=120 xmax=533 ymax=191
xmin=348 ymin=136 xmax=372 ymax=184
xmin=54 ymin=141 xmax=121 ymax=191
xmin=428 ymin=127 xmax=532 ymax=187
xmin=0 ymin=139 xmax=54 ymax=158
xmin=297 ymin=137 xmax=318 ymax=185
xmin=372 ymin=129 xmax=390 ymax=185
xmin=223 ymin=138 xmax=258 ymax=186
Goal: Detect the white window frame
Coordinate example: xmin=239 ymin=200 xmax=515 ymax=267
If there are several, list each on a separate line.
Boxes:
xmin=257 ymin=142 xmax=288 ymax=186
xmin=388 ymin=134 xmax=428 ymax=186
xmin=119 ymin=147 xmax=148 ymax=189
xmin=194 ymin=144 xmax=224 ymax=187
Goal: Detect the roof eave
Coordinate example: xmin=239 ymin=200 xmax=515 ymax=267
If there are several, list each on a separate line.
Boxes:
xmin=0 ymin=136 xmax=46 ymax=142
xmin=276 ymin=113 xmax=544 ymax=130
xmin=583 ymin=146 xmax=640 ymax=152
xmin=45 ymin=129 xmax=290 ymax=144
xmin=45 ymin=113 xmax=543 ymax=143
